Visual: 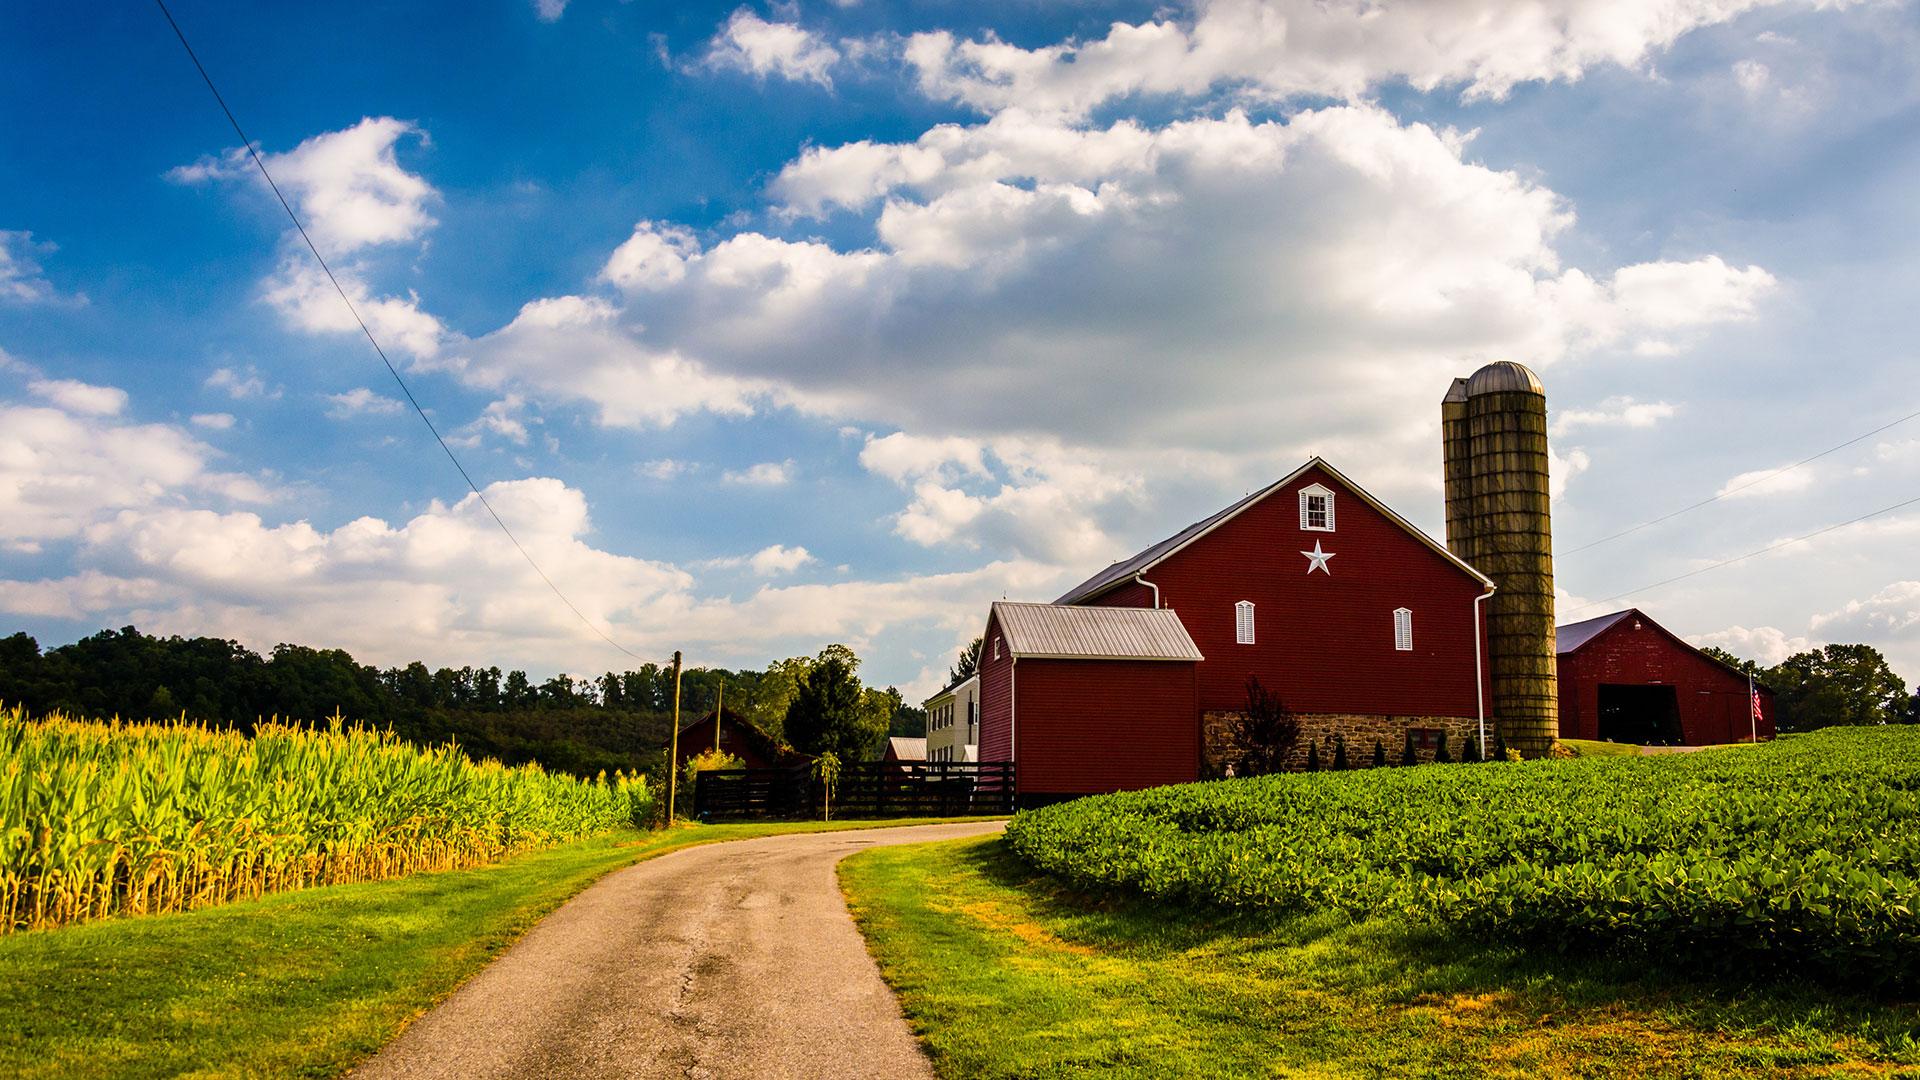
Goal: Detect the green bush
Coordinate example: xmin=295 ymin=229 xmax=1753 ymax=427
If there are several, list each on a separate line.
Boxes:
xmin=1003 ymin=729 xmax=1920 ymax=984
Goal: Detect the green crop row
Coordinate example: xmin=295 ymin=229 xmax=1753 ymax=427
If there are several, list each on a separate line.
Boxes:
xmin=0 ymin=706 xmax=653 ymax=931
xmin=1004 ymin=729 xmax=1920 ymax=982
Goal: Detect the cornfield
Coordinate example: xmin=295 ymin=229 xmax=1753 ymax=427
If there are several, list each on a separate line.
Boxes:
xmin=0 ymin=705 xmax=654 ymax=933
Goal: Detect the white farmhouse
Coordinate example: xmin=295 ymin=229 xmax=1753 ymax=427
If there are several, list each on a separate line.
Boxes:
xmin=922 ymin=674 xmax=979 ymax=763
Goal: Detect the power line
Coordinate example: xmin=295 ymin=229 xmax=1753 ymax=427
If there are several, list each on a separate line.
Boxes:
xmin=1561 ymin=492 xmax=1920 ymax=619
xmin=154 ymin=0 xmax=647 ymax=662
xmin=1561 ymin=402 xmax=1920 ymax=557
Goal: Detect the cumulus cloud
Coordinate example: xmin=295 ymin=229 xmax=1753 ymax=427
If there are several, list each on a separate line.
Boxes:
xmin=29 ymin=378 xmax=127 ymax=417
xmin=172 ymin=117 xmax=437 ymax=256
xmin=1812 ymin=581 xmax=1920 ymax=641
xmin=899 ymin=0 xmax=1853 ymax=118
xmin=324 ymin=387 xmax=403 ymax=419
xmin=262 ymin=256 xmax=446 ymax=361
xmin=1689 ymin=624 xmax=1817 ymax=665
xmin=0 ymin=231 xmax=82 ymax=306
xmin=638 ymin=458 xmax=689 ymax=481
xmin=1552 ymin=396 xmax=1678 ymax=436
xmin=702 ymin=10 xmax=842 ymax=87
xmin=749 ymin=543 xmax=815 ymax=575
xmin=600 ymin=221 xmax=700 ymax=291
xmin=1716 ymin=463 xmax=1815 ymax=499
xmin=0 ymin=400 xmax=270 ymax=547
xmin=205 ymin=365 xmax=280 ymax=401
xmin=723 ymin=460 xmax=796 ymax=486
xmin=191 ymin=413 xmax=236 ymax=430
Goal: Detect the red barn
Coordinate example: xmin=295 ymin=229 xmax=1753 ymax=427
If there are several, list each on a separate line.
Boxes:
xmin=671 ymin=707 xmax=807 ymax=772
xmin=977 ymin=457 xmax=1495 ymax=803
xmin=1556 ymin=609 xmax=1776 ymax=745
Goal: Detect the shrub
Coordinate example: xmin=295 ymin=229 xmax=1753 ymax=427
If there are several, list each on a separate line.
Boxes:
xmin=1003 ymin=729 xmax=1920 ymax=986
xmin=1434 ymin=731 xmax=1452 ymax=764
xmin=1371 ymin=740 xmax=1387 ymax=768
xmin=1461 ymin=733 xmax=1483 ymax=763
xmin=1400 ymin=729 xmax=1418 ymax=767
xmin=1332 ymin=735 xmax=1349 ymax=771
xmin=1304 ymin=740 xmax=1321 ymax=772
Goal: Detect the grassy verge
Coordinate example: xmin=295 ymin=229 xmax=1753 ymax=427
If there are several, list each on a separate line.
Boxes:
xmin=843 ymin=836 xmax=1920 ymax=1078
xmin=0 ymin=816 xmax=1000 ymax=1079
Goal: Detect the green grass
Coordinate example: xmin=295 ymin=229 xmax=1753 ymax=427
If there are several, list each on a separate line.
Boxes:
xmin=843 ymin=836 xmax=1920 ymax=1079
xmin=0 ymin=817 xmax=1000 ymax=1079
xmin=1555 ymin=737 xmax=1646 ymax=757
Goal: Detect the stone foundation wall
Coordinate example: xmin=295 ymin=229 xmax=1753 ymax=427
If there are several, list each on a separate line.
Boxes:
xmin=1202 ymin=711 xmax=1485 ymax=774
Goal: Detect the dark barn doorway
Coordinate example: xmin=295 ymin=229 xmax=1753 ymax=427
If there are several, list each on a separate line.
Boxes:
xmin=1596 ymin=684 xmax=1683 ymax=745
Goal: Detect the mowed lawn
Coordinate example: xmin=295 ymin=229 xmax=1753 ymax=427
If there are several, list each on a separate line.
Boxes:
xmin=0 ymin=817 xmax=998 ymax=1080
xmin=842 ymin=836 xmax=1920 ymax=1078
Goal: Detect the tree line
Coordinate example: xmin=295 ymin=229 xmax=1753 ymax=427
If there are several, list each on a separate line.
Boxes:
xmin=0 ymin=627 xmax=925 ymax=779
xmin=1699 ymin=642 xmax=1918 ymax=730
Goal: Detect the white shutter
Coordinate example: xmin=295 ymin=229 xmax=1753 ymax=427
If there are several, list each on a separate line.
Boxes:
xmin=1393 ymin=608 xmax=1413 ymax=651
xmin=1298 ymin=494 xmax=1311 ymax=530
xmin=1235 ymin=601 xmax=1255 ymax=644
xmin=1324 ymin=491 xmax=1336 ymax=531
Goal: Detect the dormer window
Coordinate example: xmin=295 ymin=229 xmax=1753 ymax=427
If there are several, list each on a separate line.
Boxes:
xmin=1299 ymin=483 xmax=1335 ymax=532
xmin=1234 ymin=600 xmax=1255 ymax=645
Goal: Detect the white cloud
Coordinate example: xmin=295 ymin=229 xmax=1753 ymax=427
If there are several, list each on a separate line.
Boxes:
xmin=191 ymin=413 xmax=236 ymax=430
xmin=749 ymin=543 xmax=815 ymax=575
xmin=1689 ymin=624 xmax=1817 ymax=665
xmin=723 ymin=459 xmax=796 ymax=486
xmin=601 ymin=221 xmax=700 ymax=291
xmin=638 ymin=458 xmax=689 ymax=480
xmin=533 ymin=0 xmax=567 ymax=21
xmin=1716 ymin=463 xmax=1815 ymax=499
xmin=172 ymin=117 xmax=437 ymax=256
xmin=324 ymin=387 xmax=404 ymax=419
xmin=205 ymin=365 xmax=280 ymax=401
xmin=1549 ymin=444 xmax=1592 ymax=500
xmin=1733 ymin=58 xmax=1773 ymax=95
xmin=462 ymin=397 xmax=533 ymax=445
xmin=0 ymin=400 xmax=270 ymax=545
xmin=1551 ymin=396 xmax=1678 ymax=436
xmin=702 ymin=10 xmax=842 ymax=87
xmin=29 ymin=378 xmax=127 ymax=417
xmin=448 ymin=294 xmax=764 ymax=428
xmin=262 ymin=255 xmax=446 ymax=361
xmin=898 ymin=0 xmax=1848 ymax=118
xmin=0 ymin=231 xmax=82 ymax=306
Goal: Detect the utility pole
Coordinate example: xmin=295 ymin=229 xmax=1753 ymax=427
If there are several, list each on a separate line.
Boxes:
xmin=668 ymin=650 xmax=683 ymax=826
xmin=714 ymin=678 xmax=724 ymax=754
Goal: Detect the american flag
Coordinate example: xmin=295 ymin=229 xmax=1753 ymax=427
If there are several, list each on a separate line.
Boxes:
xmin=1749 ymin=675 xmax=1763 ymax=740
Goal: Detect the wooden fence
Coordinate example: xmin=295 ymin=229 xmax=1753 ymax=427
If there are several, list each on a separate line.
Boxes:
xmin=694 ymin=761 xmax=1015 ymax=820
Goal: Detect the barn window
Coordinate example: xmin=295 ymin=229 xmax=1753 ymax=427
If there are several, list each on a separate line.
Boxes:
xmin=993 ymin=636 xmax=1001 ymax=660
xmin=1299 ymin=484 xmax=1335 ymax=532
xmin=1235 ymin=600 xmax=1255 ymax=644
xmin=1393 ymin=607 xmax=1413 ymax=651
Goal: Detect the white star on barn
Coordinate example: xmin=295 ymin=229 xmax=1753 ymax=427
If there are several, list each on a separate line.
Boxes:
xmin=1301 ymin=540 xmax=1335 ymax=575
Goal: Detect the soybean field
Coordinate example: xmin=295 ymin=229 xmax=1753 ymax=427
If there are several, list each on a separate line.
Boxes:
xmin=1006 ymin=729 xmax=1920 ymax=985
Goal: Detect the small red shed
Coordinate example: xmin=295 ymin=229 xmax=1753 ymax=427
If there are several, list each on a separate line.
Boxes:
xmin=977 ymin=601 xmax=1202 ymax=802
xmin=1556 ymin=609 xmax=1776 ymax=745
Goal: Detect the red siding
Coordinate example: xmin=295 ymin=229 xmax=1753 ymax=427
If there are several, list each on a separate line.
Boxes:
xmin=1016 ymin=659 xmax=1199 ymax=795
xmin=673 ymin=716 xmax=779 ymax=771
xmin=977 ymin=612 xmax=1014 ymax=763
xmin=1557 ymin=617 xmax=1777 ymax=744
xmin=1088 ymin=466 xmax=1490 ymax=718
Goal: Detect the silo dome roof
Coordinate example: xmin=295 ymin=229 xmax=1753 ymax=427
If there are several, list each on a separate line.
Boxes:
xmin=1466 ymin=360 xmax=1544 ymax=396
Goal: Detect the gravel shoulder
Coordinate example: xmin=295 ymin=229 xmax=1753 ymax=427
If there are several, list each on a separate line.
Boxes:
xmin=353 ymin=820 xmax=1006 ymax=1080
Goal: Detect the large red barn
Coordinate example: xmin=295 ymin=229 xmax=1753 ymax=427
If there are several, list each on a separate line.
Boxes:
xmin=977 ymin=458 xmax=1496 ymax=803
xmin=1556 ymin=609 xmax=1776 ymax=745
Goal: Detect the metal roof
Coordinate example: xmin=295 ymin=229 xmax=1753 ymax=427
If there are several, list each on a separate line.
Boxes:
xmin=887 ymin=737 xmax=927 ymax=760
xmin=1465 ymin=360 xmax=1545 ymax=396
xmin=1556 ymin=610 xmax=1634 ymax=654
xmin=991 ymin=601 xmax=1203 ymax=661
xmin=1053 ymin=457 xmax=1493 ymax=605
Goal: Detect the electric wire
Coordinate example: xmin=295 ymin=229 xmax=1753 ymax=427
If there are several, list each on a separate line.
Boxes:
xmin=1560 ymin=403 xmax=1920 ymax=557
xmin=1560 ymin=492 xmax=1920 ymax=619
xmin=154 ymin=0 xmax=646 ymax=662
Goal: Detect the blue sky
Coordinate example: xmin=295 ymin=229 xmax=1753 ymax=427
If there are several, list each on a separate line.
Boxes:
xmin=3 ymin=0 xmax=1918 ymax=699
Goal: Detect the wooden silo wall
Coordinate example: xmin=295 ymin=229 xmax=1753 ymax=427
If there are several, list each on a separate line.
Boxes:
xmin=1445 ymin=388 xmax=1559 ymax=754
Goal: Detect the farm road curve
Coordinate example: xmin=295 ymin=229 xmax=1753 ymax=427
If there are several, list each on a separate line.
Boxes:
xmin=354 ymin=819 xmax=1006 ymax=1080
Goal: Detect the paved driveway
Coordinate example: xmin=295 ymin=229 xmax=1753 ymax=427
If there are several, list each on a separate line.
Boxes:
xmin=354 ymin=820 xmax=1006 ymax=1080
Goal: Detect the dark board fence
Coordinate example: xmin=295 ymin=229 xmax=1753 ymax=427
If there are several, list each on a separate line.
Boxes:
xmin=695 ymin=761 xmax=1015 ymax=820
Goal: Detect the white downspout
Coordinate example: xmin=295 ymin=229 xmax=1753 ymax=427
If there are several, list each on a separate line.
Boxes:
xmin=1133 ymin=572 xmax=1161 ymax=609
xmin=1008 ymin=656 xmax=1018 ymax=794
xmin=1474 ymin=587 xmax=1495 ymax=758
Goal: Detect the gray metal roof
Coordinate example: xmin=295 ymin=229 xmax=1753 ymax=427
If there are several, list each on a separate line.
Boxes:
xmin=1556 ymin=610 xmax=1634 ymax=654
xmin=991 ymin=601 xmax=1204 ymax=661
xmin=887 ymin=737 xmax=927 ymax=760
xmin=1465 ymin=360 xmax=1545 ymax=396
xmin=1053 ymin=457 xmax=1492 ymax=605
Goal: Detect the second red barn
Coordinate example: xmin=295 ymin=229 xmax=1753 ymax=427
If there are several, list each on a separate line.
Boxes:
xmin=976 ymin=457 xmax=1495 ymax=804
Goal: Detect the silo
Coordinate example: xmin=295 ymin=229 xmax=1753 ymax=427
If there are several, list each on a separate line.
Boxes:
xmin=1442 ymin=361 xmax=1558 ymax=755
